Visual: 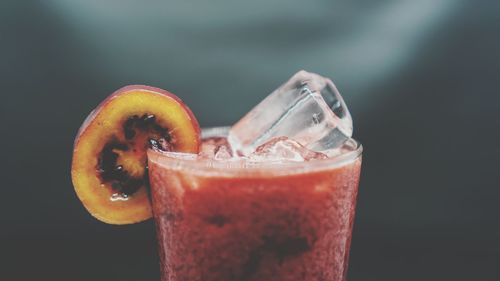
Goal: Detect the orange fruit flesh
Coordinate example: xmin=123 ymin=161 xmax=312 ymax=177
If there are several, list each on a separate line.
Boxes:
xmin=72 ymin=86 xmax=200 ymax=224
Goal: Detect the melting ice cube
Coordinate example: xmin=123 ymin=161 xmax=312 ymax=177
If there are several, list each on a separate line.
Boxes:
xmin=199 ymin=137 xmax=234 ymax=160
xmin=228 ymin=70 xmax=353 ymax=156
xmin=248 ymin=136 xmax=327 ymax=162
xmin=321 ymin=137 xmax=359 ymax=158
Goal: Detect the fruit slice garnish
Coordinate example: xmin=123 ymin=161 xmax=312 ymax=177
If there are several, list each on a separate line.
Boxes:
xmin=71 ymin=85 xmax=200 ymax=224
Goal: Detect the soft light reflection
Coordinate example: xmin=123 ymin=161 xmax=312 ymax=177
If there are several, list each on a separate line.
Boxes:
xmin=44 ymin=0 xmax=459 ymax=111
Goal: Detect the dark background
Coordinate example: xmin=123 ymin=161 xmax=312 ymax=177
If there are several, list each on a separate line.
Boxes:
xmin=2 ymin=1 xmax=499 ymax=280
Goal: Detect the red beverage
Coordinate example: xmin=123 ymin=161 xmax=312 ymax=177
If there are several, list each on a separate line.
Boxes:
xmin=148 ymin=132 xmax=362 ymax=281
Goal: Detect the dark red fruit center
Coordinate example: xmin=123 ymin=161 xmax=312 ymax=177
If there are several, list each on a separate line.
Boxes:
xmin=97 ymin=114 xmax=171 ymax=196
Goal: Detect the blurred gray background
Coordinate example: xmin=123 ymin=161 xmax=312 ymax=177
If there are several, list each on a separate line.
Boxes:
xmin=2 ymin=0 xmax=499 ymax=280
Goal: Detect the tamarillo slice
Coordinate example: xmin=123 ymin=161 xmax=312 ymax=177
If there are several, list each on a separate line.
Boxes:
xmin=71 ymin=85 xmax=200 ymax=224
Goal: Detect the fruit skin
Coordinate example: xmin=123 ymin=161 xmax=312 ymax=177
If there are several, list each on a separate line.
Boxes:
xmin=72 ymin=85 xmax=200 ymax=224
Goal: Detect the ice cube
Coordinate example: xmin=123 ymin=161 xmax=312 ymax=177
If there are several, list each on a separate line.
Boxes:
xmin=199 ymin=137 xmax=233 ymax=160
xmin=321 ymin=137 xmax=359 ymax=158
xmin=248 ymin=136 xmax=327 ymax=162
xmin=214 ymin=145 xmax=232 ymax=160
xmin=228 ymin=70 xmax=352 ymax=156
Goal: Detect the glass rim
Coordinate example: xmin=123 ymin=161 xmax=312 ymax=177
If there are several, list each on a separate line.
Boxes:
xmin=147 ymin=126 xmax=362 ymax=178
